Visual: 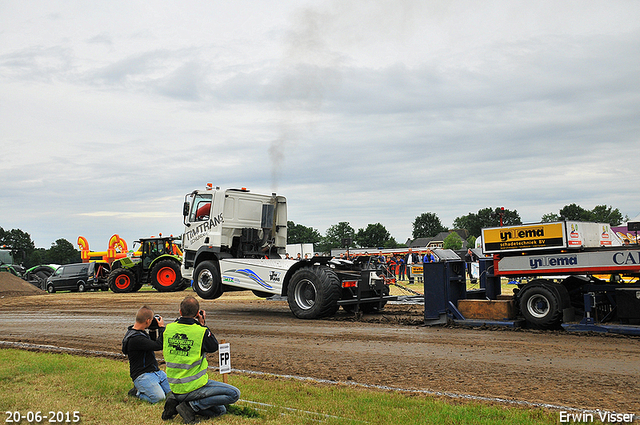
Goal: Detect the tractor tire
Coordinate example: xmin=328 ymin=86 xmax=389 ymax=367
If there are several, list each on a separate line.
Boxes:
xmin=151 ymin=259 xmax=183 ymax=292
xmin=193 ymin=261 xmax=223 ymax=299
xmin=34 ymin=268 xmax=52 ymax=278
xmin=108 ymin=268 xmax=136 ymax=293
xmin=519 ymin=283 xmax=564 ymax=329
xmin=287 ymin=266 xmax=341 ymax=319
xmin=179 ymin=278 xmax=191 ymax=291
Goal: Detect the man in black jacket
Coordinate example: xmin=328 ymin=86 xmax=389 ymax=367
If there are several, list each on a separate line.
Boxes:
xmin=405 ymin=249 xmax=419 ymax=284
xmin=122 ymin=305 xmax=170 ymax=403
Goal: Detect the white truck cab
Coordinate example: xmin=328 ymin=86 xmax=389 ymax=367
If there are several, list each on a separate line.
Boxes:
xmin=180 ymin=184 xmax=395 ymax=319
xmin=182 ymin=185 xmax=287 ymax=274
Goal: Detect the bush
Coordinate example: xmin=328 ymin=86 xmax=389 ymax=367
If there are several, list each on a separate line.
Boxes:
xmin=443 ymin=232 xmax=463 ymax=250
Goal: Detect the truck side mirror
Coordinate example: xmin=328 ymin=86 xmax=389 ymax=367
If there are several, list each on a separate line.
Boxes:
xmin=183 ymin=202 xmax=190 ymax=217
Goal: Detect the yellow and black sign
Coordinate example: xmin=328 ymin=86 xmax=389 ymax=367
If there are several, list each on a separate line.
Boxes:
xmin=482 ymin=223 xmax=566 ymax=253
xmin=411 ymin=265 xmax=423 ymax=275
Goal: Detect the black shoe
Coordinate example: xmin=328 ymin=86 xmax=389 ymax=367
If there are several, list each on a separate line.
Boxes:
xmin=127 ymin=387 xmax=137 ymax=397
xmin=197 ymin=406 xmax=225 ymax=418
xmin=162 ymin=395 xmax=179 ymax=420
xmin=176 ymin=402 xmax=198 ymax=424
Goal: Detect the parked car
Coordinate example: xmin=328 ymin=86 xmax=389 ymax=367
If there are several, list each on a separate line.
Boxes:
xmin=45 ymin=262 xmax=110 ymax=293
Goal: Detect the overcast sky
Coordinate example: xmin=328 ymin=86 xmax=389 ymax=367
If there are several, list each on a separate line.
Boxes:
xmin=1 ymin=0 xmax=639 ymax=250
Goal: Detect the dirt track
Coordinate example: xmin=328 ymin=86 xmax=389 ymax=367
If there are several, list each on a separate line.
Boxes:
xmin=1 ymin=289 xmax=639 ymax=416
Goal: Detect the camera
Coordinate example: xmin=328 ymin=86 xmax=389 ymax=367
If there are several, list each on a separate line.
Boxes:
xmin=149 ymin=314 xmax=161 ymax=330
xmin=148 ymin=314 xmax=161 ymax=341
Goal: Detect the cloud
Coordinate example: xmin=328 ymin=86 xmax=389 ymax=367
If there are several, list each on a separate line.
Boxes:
xmin=86 ymin=33 xmax=113 ymax=46
xmin=1 ymin=1 xmax=639 ymax=248
xmin=0 ymin=45 xmax=73 ymax=82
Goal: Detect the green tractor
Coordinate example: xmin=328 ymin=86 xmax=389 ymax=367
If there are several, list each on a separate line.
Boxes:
xmin=107 ymin=236 xmax=189 ymax=293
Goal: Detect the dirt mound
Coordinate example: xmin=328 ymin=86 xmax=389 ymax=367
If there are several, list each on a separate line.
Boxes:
xmin=0 ymin=272 xmax=45 ymax=297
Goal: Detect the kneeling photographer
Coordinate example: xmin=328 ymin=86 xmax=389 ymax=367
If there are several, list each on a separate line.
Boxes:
xmin=122 ymin=306 xmax=170 ymax=404
xmin=162 ymin=296 xmax=240 ymax=423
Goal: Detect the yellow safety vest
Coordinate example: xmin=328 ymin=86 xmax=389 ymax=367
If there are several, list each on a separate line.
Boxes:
xmin=163 ymin=322 xmax=208 ymax=394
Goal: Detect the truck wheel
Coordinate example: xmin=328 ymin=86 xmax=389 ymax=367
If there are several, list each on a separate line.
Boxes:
xmin=47 ymin=284 xmax=55 ymax=294
xmin=193 ymin=261 xmax=223 ymax=299
xmin=287 ymin=266 xmax=341 ymax=319
xmin=77 ymin=282 xmax=86 ymax=292
xmin=151 ymin=260 xmax=183 ymax=292
xmin=519 ymin=284 xmax=563 ymax=329
xmin=108 ymin=269 xmax=136 ymax=293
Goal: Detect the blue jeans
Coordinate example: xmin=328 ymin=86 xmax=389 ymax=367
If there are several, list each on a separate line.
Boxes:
xmin=173 ymin=380 xmax=241 ymax=416
xmin=134 ymin=370 xmax=170 ymax=404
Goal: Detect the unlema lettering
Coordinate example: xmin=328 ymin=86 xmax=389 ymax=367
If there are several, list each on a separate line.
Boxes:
xmin=500 ymin=227 xmax=545 ymax=242
xmin=529 ymin=255 xmax=578 ymax=269
xmin=168 ymin=333 xmax=194 ymax=356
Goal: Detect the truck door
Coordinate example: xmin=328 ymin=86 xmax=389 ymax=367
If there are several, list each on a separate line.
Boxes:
xmin=183 ymin=192 xmax=213 ymax=252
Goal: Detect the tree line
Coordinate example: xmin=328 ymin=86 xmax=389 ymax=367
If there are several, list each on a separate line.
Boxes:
xmin=289 ymin=203 xmax=627 ymax=254
xmin=0 ymin=227 xmax=80 ymax=268
xmin=1 ymin=203 xmax=627 ymax=267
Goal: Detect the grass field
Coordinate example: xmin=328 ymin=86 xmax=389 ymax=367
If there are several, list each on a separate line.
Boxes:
xmin=0 ymin=348 xmax=560 ymax=425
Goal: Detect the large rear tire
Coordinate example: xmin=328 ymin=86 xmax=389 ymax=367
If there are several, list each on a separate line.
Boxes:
xmin=519 ymin=283 xmax=564 ymax=329
xmin=108 ymin=268 xmax=136 ymax=293
xmin=287 ymin=266 xmax=341 ymax=319
xmin=193 ymin=261 xmax=223 ymax=299
xmin=151 ymin=259 xmax=183 ymax=292
xmin=180 ymin=278 xmax=191 ymax=290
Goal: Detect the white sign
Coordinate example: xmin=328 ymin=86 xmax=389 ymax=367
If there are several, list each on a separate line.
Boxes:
xmin=218 ymin=343 xmax=231 ymax=374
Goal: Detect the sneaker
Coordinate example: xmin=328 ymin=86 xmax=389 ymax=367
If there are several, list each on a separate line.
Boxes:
xmin=176 ymin=402 xmax=198 ymax=424
xmin=162 ymin=395 xmax=179 ymax=420
xmin=127 ymin=387 xmax=137 ymax=397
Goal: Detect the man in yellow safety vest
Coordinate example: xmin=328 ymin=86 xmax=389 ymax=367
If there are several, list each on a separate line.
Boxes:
xmin=162 ymin=296 xmax=240 ymax=423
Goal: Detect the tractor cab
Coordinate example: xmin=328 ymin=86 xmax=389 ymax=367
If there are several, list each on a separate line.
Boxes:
xmin=108 ymin=235 xmax=186 ymax=293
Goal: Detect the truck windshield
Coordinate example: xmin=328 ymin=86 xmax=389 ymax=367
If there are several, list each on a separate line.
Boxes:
xmin=189 ymin=193 xmax=212 ymax=222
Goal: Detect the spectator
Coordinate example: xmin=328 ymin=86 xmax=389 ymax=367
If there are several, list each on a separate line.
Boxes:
xmin=397 ymin=256 xmax=405 ymax=281
xmin=406 ymin=249 xmax=419 ymax=284
xmin=464 ymin=248 xmax=478 ymax=279
xmin=423 ymin=249 xmax=436 ymax=263
xmin=387 ymin=256 xmax=397 ymax=277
